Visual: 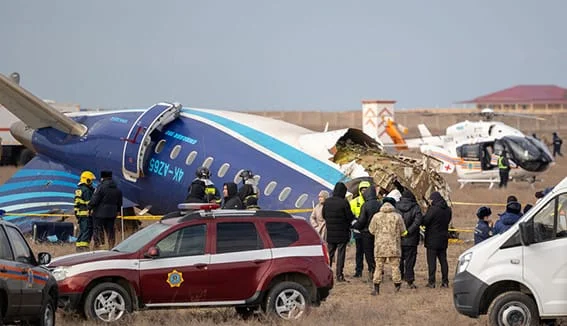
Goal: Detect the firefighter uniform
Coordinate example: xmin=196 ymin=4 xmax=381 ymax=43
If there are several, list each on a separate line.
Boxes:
xmin=75 ymin=171 xmax=95 ymax=251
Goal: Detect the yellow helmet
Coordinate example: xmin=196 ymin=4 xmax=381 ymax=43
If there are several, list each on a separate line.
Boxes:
xmin=80 ymin=171 xmax=96 ymax=184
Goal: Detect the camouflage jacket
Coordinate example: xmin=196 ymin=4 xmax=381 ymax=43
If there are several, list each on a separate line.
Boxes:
xmin=369 ymin=202 xmax=407 ymax=257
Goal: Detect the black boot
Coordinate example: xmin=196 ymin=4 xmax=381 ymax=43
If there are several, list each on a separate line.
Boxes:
xmin=407 ymin=281 xmax=417 ymax=289
xmin=371 ymin=283 xmax=380 ymax=296
xmin=394 ymin=283 xmax=401 ymax=292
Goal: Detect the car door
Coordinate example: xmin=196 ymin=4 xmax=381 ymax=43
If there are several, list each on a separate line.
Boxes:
xmin=523 ymin=193 xmax=567 ymax=316
xmin=207 ymin=221 xmax=272 ymax=302
xmin=4 ymin=225 xmax=44 ymax=317
xmin=139 ymin=223 xmax=210 ymax=304
xmin=0 ymin=225 xmax=22 ymax=319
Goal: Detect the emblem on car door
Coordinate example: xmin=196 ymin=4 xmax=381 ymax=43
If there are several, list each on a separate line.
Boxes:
xmin=167 ymin=270 xmax=184 ymax=288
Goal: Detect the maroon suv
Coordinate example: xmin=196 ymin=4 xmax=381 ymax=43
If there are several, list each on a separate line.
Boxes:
xmin=48 ymin=204 xmax=333 ymax=322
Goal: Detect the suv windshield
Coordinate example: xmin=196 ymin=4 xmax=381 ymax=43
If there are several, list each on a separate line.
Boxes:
xmin=113 ymin=222 xmax=170 ymax=253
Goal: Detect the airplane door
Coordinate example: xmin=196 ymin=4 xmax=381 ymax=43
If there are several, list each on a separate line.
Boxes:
xmin=523 ymin=194 xmax=567 ymax=316
xmin=122 ymin=103 xmax=181 ymax=182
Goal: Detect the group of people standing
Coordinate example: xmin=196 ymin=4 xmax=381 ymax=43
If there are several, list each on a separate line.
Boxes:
xmin=474 ymin=193 xmax=540 ymax=245
xmin=185 ymin=167 xmax=260 ymax=210
xmin=74 ymin=170 xmax=123 ymax=252
xmin=310 ymin=180 xmax=453 ymax=295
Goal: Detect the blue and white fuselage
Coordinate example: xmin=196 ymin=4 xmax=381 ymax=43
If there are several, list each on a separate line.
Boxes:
xmin=1 ymin=104 xmax=376 ymax=231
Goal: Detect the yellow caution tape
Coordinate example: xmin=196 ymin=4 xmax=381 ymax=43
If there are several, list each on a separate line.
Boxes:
xmin=449 ymin=228 xmax=474 ymax=233
xmin=1 ymin=212 xmax=477 ymax=231
xmin=282 ymin=208 xmax=314 ymax=213
xmin=4 ymin=213 xmax=162 ymax=221
xmin=452 ymin=201 xmax=506 ymax=207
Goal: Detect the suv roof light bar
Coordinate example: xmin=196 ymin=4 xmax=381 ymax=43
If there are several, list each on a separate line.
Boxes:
xmin=178 ymin=203 xmax=221 ymax=212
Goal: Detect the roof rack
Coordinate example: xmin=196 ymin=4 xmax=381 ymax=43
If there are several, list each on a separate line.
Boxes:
xmin=177 ymin=209 xmax=293 ymax=222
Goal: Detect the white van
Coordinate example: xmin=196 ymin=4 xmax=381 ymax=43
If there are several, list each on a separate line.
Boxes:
xmin=453 ymin=177 xmax=567 ymax=326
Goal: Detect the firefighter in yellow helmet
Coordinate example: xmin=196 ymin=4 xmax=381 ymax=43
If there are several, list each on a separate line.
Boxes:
xmin=75 ymin=171 xmax=95 ymax=252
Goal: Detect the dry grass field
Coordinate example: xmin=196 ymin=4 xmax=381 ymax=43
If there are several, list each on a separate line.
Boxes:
xmin=2 ymin=155 xmax=566 ymax=325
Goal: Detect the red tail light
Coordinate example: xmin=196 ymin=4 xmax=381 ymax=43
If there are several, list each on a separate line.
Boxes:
xmin=322 ymin=242 xmax=330 ymax=265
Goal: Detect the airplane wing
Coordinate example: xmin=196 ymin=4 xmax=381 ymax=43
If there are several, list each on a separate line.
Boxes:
xmin=0 ymin=73 xmax=87 ymax=136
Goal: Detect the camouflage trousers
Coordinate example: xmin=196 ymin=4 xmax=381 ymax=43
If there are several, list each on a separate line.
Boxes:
xmin=373 ymin=257 xmax=401 ymax=285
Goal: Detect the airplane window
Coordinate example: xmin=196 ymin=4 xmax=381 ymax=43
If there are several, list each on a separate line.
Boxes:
xmin=170 ymin=145 xmax=182 ymax=160
xmin=218 ymin=163 xmax=230 ymax=178
xmin=155 ymin=140 xmax=166 ymax=154
xmin=295 ymin=194 xmax=308 ymax=208
xmin=264 ymin=181 xmax=277 ymax=196
xmin=185 ymin=151 xmax=197 ymax=166
xmin=279 ymin=187 xmax=292 ymax=202
xmin=234 ymin=169 xmax=245 ymax=184
xmin=203 ymin=157 xmax=214 ymax=169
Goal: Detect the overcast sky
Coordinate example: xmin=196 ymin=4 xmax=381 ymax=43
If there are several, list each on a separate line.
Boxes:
xmin=1 ymin=1 xmax=566 ymax=111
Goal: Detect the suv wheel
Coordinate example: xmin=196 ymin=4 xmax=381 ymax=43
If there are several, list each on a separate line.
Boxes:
xmin=31 ymin=296 xmax=55 ymax=326
xmin=488 ymin=291 xmax=539 ymax=326
xmin=84 ymin=282 xmax=132 ymax=323
xmin=265 ymin=281 xmax=311 ymax=320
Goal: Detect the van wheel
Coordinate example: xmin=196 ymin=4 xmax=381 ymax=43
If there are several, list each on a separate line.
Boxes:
xmin=31 ymin=295 xmax=56 ymax=326
xmin=84 ymin=282 xmax=132 ymax=323
xmin=265 ymin=281 xmax=311 ymax=320
xmin=488 ymin=291 xmax=539 ymax=326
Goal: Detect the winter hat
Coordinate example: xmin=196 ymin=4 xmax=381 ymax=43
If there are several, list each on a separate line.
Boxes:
xmin=476 ymin=206 xmax=492 ymax=219
xmin=506 ymin=201 xmax=522 ymax=215
xmin=100 ymin=170 xmax=113 ymax=179
xmin=318 ymin=190 xmax=329 ymax=199
xmin=382 ymin=197 xmax=397 ymax=206
xmin=506 ymin=195 xmax=518 ymax=203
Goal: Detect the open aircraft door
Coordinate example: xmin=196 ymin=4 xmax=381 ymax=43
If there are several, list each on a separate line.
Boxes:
xmin=122 ymin=102 xmax=181 ymax=182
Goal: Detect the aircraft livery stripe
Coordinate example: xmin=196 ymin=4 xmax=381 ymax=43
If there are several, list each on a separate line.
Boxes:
xmin=52 ymin=245 xmax=324 ymax=278
xmin=12 ymin=169 xmax=79 ymax=180
xmin=1 ymin=202 xmax=74 ymax=216
xmin=0 ymin=180 xmax=77 ymax=193
xmin=0 ymin=192 xmax=74 ymax=205
xmin=182 ymin=108 xmax=345 ymax=184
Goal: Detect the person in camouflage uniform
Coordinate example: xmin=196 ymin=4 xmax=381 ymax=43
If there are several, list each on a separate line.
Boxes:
xmin=368 ymin=199 xmax=407 ymax=295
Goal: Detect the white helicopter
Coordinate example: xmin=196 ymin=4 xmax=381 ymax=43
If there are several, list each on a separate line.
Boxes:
xmin=398 ymin=108 xmax=554 ymax=188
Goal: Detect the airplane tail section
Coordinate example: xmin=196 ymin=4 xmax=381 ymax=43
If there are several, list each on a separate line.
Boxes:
xmin=0 ymin=155 xmax=80 ymax=233
xmin=0 ymin=73 xmax=87 ymax=136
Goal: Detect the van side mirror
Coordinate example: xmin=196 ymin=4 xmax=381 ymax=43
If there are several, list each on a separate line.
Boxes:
xmin=37 ymin=252 xmax=52 ymax=265
xmin=518 ymin=222 xmax=534 ymax=246
xmin=144 ymin=246 xmax=160 ymax=258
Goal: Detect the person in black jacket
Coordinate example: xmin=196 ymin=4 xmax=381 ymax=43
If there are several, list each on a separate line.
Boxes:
xmin=88 ymin=171 xmax=123 ymax=249
xmin=221 ymin=182 xmax=244 ymax=209
xmin=323 ymin=182 xmax=355 ymax=282
xmin=186 ymin=179 xmax=206 ymax=203
xmin=396 ymin=188 xmax=423 ymax=289
xmin=353 ymin=186 xmax=381 ymax=282
xmin=422 ymin=191 xmax=452 ymax=288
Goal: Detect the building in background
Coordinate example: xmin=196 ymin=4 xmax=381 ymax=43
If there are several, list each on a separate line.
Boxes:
xmin=459 ymin=85 xmax=567 ymax=111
